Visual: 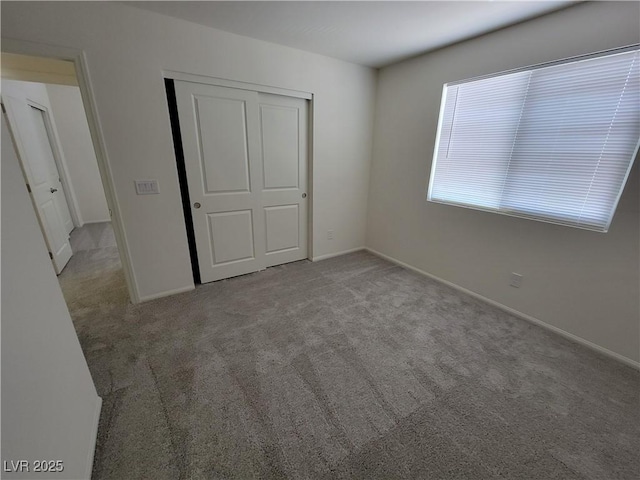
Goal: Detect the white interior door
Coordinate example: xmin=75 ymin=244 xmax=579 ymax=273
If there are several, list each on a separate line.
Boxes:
xmin=2 ymin=96 xmax=73 ymax=274
xmin=175 ymin=81 xmax=308 ymax=283
xmin=28 ymin=105 xmax=74 ymax=235
xmin=258 ymin=92 xmax=308 ymax=268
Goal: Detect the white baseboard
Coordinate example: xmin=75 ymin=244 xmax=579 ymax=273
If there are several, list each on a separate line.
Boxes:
xmin=140 ymin=249 xmax=366 ymax=302
xmin=139 ymin=285 xmax=195 ymax=303
xmin=311 ymin=247 xmax=365 ymax=262
xmin=82 ymin=218 xmax=112 ymax=225
xmin=85 ymin=395 xmax=102 ymax=479
xmin=365 ymin=247 xmax=640 ymax=370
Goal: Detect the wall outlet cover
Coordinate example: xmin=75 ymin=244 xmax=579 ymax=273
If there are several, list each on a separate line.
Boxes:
xmin=510 ymin=272 xmax=523 ymax=288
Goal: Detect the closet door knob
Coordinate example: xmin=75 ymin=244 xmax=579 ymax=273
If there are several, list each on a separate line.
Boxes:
xmin=193 ymin=202 xmax=201 ymax=209
xmin=50 ymin=188 xmax=58 ymax=193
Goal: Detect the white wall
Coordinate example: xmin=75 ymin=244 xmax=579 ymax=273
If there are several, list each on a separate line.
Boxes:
xmin=46 ymin=84 xmax=110 ymax=225
xmin=1 ymin=1 xmax=377 ymax=300
xmin=367 ymin=1 xmax=640 ymax=364
xmin=1 ymin=114 xmax=101 ymax=479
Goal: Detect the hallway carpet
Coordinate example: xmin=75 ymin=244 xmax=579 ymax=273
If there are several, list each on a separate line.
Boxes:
xmin=60 ymin=222 xmax=128 ymax=312
xmin=58 ymin=225 xmax=639 ymax=480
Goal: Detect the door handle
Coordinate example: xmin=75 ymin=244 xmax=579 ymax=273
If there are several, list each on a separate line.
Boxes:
xmin=302 ymin=193 xmax=307 ymax=198
xmin=50 ymin=188 xmax=58 ymax=193
xmin=193 ymin=202 xmax=201 ymax=209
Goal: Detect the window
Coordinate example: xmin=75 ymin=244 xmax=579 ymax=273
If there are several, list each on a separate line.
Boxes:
xmin=427 ymin=47 xmax=640 ymax=232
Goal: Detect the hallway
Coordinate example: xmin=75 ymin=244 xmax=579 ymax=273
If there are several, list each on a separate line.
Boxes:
xmin=58 ymin=222 xmax=128 ymax=340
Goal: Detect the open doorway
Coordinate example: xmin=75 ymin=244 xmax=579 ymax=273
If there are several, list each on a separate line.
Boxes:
xmin=1 ymin=53 xmax=129 ymax=313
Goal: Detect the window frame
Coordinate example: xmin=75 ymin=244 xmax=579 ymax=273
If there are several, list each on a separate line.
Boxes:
xmin=427 ymin=44 xmax=640 ymax=233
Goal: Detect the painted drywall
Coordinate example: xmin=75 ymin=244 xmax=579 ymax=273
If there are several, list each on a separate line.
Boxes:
xmin=1 ymin=1 xmax=377 ymax=300
xmin=1 ymin=114 xmax=101 ymax=479
xmin=46 ymin=84 xmax=110 ymax=225
xmin=367 ymin=1 xmax=640 ymax=363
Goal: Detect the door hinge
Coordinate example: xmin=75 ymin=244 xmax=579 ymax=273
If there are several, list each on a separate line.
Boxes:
xmin=1 ymin=103 xmax=6 ymax=114
xmin=48 ymin=252 xmax=53 ymax=260
xmin=26 ymin=184 xmax=32 ymax=193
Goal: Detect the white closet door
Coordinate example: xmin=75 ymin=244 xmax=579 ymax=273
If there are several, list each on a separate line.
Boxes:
xmin=258 ymin=93 xmax=308 ymax=268
xmin=175 ymin=82 xmax=266 ymax=283
xmin=175 ymin=81 xmax=308 ymax=283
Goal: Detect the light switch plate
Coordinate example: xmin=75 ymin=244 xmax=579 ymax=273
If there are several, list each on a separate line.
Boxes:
xmin=135 ymin=179 xmax=159 ymax=195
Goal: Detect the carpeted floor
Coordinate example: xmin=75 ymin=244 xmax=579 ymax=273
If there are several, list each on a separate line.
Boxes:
xmin=58 ymin=223 xmax=640 ymax=480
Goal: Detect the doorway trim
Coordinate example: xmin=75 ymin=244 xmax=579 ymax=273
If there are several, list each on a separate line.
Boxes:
xmin=2 ymin=38 xmax=140 ymax=303
xmin=164 ymin=70 xmax=313 ymax=100
xmin=163 ymin=70 xmax=315 ymax=281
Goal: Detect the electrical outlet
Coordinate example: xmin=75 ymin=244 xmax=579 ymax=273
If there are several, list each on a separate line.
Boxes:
xmin=327 ymin=230 xmax=334 ymax=240
xmin=135 ymin=179 xmax=159 ymax=195
xmin=510 ymin=272 xmax=523 ymax=288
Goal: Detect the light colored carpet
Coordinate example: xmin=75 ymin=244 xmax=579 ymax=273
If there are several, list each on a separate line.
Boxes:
xmin=58 ymin=223 xmax=640 ymax=480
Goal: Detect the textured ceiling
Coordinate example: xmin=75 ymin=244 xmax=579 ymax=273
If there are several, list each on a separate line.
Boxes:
xmin=128 ymin=1 xmax=575 ymax=68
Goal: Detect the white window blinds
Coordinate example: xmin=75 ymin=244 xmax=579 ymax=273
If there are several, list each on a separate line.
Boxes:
xmin=428 ymin=47 xmax=640 ymax=232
